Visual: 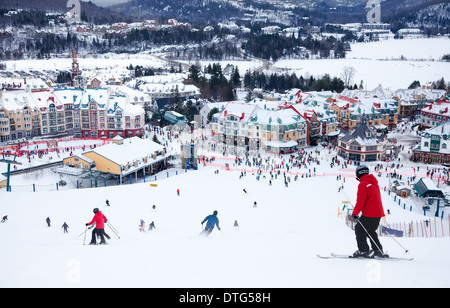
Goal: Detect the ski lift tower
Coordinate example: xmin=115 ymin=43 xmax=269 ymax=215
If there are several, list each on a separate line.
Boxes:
xmin=180 ymin=140 xmax=198 ymax=170
xmin=0 ymin=152 xmax=22 ymax=192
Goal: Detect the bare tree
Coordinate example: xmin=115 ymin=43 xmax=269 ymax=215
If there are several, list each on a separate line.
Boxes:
xmin=341 ymin=66 xmax=356 ymax=88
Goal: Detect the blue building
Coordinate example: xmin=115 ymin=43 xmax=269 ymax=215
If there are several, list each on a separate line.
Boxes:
xmin=164 ymin=110 xmax=188 ymax=124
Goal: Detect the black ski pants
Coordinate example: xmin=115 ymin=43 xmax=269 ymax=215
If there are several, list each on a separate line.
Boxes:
xmin=355 ymin=216 xmax=383 ymax=253
xmin=90 ymin=228 xmax=107 ymax=244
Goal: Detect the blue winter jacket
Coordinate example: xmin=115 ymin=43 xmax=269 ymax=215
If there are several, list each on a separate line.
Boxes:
xmin=202 ymin=214 xmax=220 ymax=230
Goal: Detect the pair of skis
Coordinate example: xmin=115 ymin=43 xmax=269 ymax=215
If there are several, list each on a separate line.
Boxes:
xmin=317 ymin=253 xmax=413 ymax=261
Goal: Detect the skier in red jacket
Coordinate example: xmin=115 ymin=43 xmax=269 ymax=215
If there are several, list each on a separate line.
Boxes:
xmin=86 ymin=208 xmax=108 ymax=245
xmin=351 ymin=165 xmax=387 ymax=258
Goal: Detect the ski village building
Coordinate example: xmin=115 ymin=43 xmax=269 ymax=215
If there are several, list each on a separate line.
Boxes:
xmin=417 ymin=100 xmax=450 ymax=129
xmin=337 ymin=114 xmax=386 ymax=162
xmin=412 ymin=122 xmax=450 ymax=164
xmin=63 ymin=135 xmax=167 ymax=184
xmin=0 ymin=88 xmax=145 ymax=143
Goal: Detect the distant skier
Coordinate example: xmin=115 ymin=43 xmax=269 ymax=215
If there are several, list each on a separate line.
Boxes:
xmin=177 ymin=188 xmax=180 ymax=196
xmin=233 ymin=220 xmax=239 ymax=231
xmin=139 ymin=219 xmax=146 ymax=232
xmin=1 ymin=215 xmax=7 ymax=222
xmin=106 ymin=199 xmax=110 ymax=207
xmin=351 ymin=165 xmax=387 ymax=258
xmin=85 ymin=208 xmax=108 ymax=245
xmin=62 ymin=222 xmax=69 ymax=233
xmin=253 ymin=201 xmax=257 ymax=208
xmin=243 ymin=188 xmax=247 ymax=193
xmin=46 ymin=217 xmax=51 ymax=227
xmin=148 ymin=221 xmax=156 ymax=231
xmin=200 ymin=210 xmax=221 ymax=237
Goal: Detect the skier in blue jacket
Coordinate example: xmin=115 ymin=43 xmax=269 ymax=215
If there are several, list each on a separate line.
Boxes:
xmin=200 ymin=210 xmax=221 ymax=236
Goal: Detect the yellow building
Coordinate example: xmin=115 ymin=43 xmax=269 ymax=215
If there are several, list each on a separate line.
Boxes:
xmin=66 ymin=135 xmax=168 ymax=184
xmin=0 ymin=90 xmax=40 ymax=142
xmin=63 ymin=154 xmax=95 ymax=171
xmin=0 ymin=174 xmax=6 ymax=189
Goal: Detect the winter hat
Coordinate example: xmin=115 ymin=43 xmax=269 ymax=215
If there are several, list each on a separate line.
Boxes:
xmin=213 ymin=210 xmax=218 ymax=215
xmin=93 ymin=208 xmax=99 ymax=213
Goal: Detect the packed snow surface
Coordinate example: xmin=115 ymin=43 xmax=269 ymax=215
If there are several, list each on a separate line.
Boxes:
xmin=1 ymin=152 xmax=450 ymax=287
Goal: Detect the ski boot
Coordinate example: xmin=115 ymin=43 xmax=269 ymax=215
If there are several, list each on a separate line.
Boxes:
xmin=371 ymin=250 xmax=389 ymax=258
xmin=352 ymin=250 xmax=371 ymax=258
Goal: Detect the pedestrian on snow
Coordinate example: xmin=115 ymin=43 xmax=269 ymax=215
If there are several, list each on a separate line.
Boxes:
xmin=1 ymin=215 xmax=7 ymax=222
xmin=62 ymin=222 xmax=69 ymax=233
xmin=148 ymin=221 xmax=156 ymax=231
xmin=200 ymin=210 xmax=221 ymax=236
xmin=85 ymin=208 xmax=108 ymax=245
xmin=46 ymin=217 xmax=51 ymax=227
xmin=351 ymin=165 xmax=387 ymax=258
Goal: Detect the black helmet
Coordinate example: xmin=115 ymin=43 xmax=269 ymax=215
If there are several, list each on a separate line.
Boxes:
xmin=356 ymin=165 xmax=369 ymax=180
xmin=93 ymin=208 xmax=99 ymax=213
xmin=213 ymin=210 xmax=218 ymax=215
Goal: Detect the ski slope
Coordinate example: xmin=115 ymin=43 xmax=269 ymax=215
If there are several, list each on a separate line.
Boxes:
xmin=1 ymin=152 xmax=450 ymax=288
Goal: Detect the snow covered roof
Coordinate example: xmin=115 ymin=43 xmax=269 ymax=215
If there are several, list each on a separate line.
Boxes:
xmin=81 ymin=88 xmax=109 ymax=108
xmin=0 ymin=90 xmax=38 ymax=111
xmin=420 ymin=102 xmax=450 ymax=115
xmin=84 ymin=136 xmax=164 ymax=168
xmin=339 ymin=114 xmax=384 ymax=146
xmin=53 ymin=89 xmax=84 ymax=105
xmin=252 ymin=108 xmax=304 ymax=126
xmin=217 ymin=101 xmax=261 ymax=123
xmin=31 ymin=90 xmax=63 ymax=109
xmin=109 ymin=85 xmax=151 ymax=104
xmin=0 ymin=77 xmax=48 ymax=91
xmin=263 ymin=140 xmax=298 ymax=148
xmin=423 ymin=121 xmax=450 ymax=137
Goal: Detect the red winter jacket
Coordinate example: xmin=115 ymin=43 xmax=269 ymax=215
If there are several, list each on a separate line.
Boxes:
xmin=352 ymin=174 xmax=385 ymax=218
xmin=88 ymin=211 xmax=108 ymax=229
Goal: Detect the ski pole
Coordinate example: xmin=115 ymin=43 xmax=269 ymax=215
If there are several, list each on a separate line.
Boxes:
xmin=383 ymin=222 xmax=410 ymax=253
xmin=106 ymin=222 xmax=120 ymax=239
xmin=355 ymin=217 xmax=387 ymax=257
xmin=83 ymin=226 xmax=88 ymax=245
xmin=106 ymin=221 xmax=119 ymax=234
xmin=78 ymin=228 xmax=88 ymax=237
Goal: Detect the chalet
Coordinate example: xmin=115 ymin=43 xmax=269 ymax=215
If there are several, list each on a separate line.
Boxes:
xmin=77 ymin=136 xmax=168 ymax=184
xmin=0 ymin=90 xmax=40 ymax=142
xmin=418 ymin=101 xmax=450 ymax=129
xmin=338 ymin=114 xmax=386 ymax=162
xmin=214 ymin=101 xmax=261 ymax=147
xmin=250 ymin=108 xmax=307 ymax=153
xmin=412 ymin=121 xmax=450 ymax=164
xmin=63 ymin=154 xmax=95 ymax=171
xmin=164 ymin=110 xmax=188 ymax=125
xmin=414 ymin=178 xmax=444 ymax=198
